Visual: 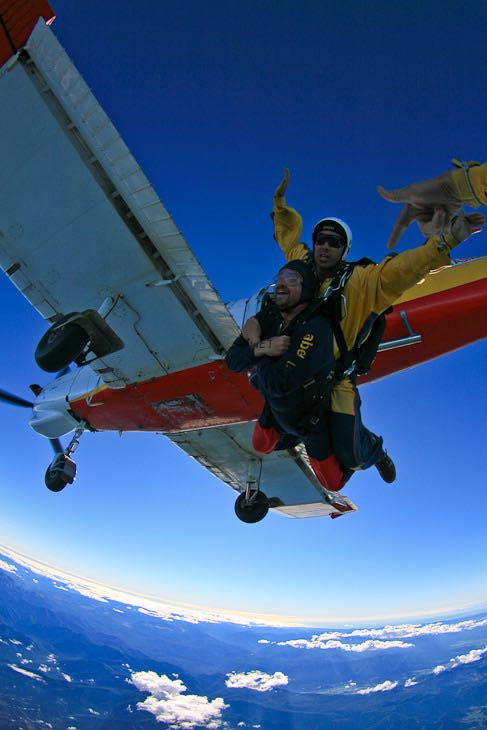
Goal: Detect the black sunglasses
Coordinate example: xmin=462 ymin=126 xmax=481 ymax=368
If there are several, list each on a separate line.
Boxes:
xmin=314 ymin=234 xmax=345 ymax=249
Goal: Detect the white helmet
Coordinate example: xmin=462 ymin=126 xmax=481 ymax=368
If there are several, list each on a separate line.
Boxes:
xmin=312 ymin=217 xmax=353 ymax=259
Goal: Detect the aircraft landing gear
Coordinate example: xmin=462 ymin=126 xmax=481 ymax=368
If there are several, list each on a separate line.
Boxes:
xmin=35 ymin=313 xmax=90 ymax=373
xmin=45 ymin=420 xmax=86 ymax=493
xmin=234 ymin=489 xmax=269 ymax=523
xmin=45 ymin=454 xmax=76 ymax=492
xmin=234 ymin=460 xmax=269 ymax=523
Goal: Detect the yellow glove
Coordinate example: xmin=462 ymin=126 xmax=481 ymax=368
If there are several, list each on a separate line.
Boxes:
xmin=377 ymin=160 xmax=487 ymax=248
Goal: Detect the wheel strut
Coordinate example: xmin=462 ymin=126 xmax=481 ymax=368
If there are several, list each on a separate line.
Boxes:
xmin=45 ymin=420 xmax=87 ymax=492
xmin=234 ymin=460 xmax=269 ymax=523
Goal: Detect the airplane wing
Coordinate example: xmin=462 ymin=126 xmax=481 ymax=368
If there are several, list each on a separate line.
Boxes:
xmin=170 ymin=422 xmax=357 ymax=519
xmin=0 ymin=18 xmax=357 ymax=520
xmin=0 ymin=19 xmax=239 ymax=388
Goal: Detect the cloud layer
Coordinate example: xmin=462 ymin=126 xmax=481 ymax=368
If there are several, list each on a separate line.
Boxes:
xmin=275 ymin=638 xmax=413 ymax=652
xmin=260 ymin=617 xmax=487 ymax=655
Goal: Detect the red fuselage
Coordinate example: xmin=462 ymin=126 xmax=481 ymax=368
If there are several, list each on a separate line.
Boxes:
xmin=70 ymin=259 xmax=487 ymax=434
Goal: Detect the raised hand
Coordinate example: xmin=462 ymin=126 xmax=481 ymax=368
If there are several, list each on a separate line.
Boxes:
xmin=275 ymin=168 xmax=291 ymax=198
xmin=377 ymin=168 xmax=463 ymax=249
xmin=451 ymin=212 xmax=485 ymax=243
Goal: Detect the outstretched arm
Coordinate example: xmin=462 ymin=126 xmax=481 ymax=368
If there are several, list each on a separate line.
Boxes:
xmin=346 ymin=210 xmax=485 ymax=328
xmin=272 ymin=168 xmax=310 ymax=261
xmin=377 ymin=160 xmax=487 ymax=248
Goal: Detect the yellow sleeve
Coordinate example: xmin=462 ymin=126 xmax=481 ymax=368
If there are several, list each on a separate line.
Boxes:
xmin=451 ymin=161 xmax=487 ymax=207
xmin=273 ymin=193 xmax=309 ymax=261
xmin=347 ymin=233 xmax=458 ymax=320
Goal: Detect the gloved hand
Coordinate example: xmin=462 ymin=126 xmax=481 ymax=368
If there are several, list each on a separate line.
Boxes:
xmin=377 ymin=160 xmax=485 ymax=248
xmin=275 ymin=168 xmax=290 ymax=198
xmin=451 ymin=212 xmax=485 ymax=243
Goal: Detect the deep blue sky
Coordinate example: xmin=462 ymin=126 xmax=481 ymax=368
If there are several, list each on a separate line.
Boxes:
xmin=0 ymin=0 xmax=486 ymax=625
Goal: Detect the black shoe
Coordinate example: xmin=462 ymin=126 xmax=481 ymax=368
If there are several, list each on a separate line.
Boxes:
xmin=375 ymin=452 xmax=396 ymax=483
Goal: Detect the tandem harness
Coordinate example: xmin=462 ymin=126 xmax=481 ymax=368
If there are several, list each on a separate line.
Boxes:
xmin=253 ymin=298 xmax=338 ymax=435
xmin=319 ymin=259 xmax=391 ymax=380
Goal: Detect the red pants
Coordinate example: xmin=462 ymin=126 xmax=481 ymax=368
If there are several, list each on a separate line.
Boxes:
xmin=252 ymin=422 xmax=346 ymax=492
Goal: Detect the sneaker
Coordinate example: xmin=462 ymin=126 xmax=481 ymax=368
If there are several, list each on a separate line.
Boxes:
xmin=375 ymin=452 xmax=396 ymax=483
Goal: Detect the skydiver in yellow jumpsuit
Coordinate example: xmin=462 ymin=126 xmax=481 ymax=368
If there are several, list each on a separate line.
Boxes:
xmin=243 ymin=161 xmax=485 ymax=490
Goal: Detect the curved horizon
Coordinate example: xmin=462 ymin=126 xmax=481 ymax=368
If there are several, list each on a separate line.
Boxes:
xmin=2 ymin=543 xmax=485 ymax=629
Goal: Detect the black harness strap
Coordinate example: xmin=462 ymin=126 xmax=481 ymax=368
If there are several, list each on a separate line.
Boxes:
xmin=320 ymin=259 xmax=390 ymax=379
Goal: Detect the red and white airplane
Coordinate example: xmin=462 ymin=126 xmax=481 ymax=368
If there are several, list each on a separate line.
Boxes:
xmin=1 ymin=2 xmax=486 ymax=522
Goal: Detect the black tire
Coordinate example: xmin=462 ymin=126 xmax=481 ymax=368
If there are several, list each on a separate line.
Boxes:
xmin=235 ymin=491 xmax=269 ymax=524
xmin=45 ymin=465 xmax=68 ymax=492
xmin=35 ymin=313 xmax=89 ymax=372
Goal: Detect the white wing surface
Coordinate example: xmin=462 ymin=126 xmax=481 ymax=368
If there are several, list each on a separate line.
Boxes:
xmin=170 ymin=423 xmax=357 ymax=519
xmin=0 ymin=20 xmax=239 ymax=388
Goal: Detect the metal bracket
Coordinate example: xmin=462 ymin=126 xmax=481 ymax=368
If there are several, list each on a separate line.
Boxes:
xmin=54 ymin=309 xmax=125 ymax=361
xmin=377 ymin=309 xmax=422 ymax=352
xmin=145 ymin=275 xmax=182 ymax=287
xmin=244 ymin=459 xmax=262 ymax=504
xmin=65 ymin=420 xmax=87 ymax=458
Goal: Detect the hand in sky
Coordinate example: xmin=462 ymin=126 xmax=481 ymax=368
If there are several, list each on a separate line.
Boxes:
xmin=275 ymin=168 xmax=291 ymax=197
xmin=377 ymin=160 xmax=484 ymax=249
xmin=451 ymin=212 xmax=485 ymax=243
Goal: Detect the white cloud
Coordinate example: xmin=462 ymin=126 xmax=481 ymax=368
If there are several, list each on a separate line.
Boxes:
xmin=9 ymin=639 xmax=22 ymax=645
xmin=275 ymin=638 xmax=412 ymax=652
xmin=226 ymin=670 xmax=288 ymax=692
xmin=451 ymin=646 xmax=487 ymax=667
xmin=264 ymin=618 xmax=487 ymax=650
xmin=130 ymin=671 xmax=228 ymax=729
xmin=431 ymin=645 xmax=487 ymax=676
xmin=404 ymin=678 xmax=418 ymax=687
xmin=8 ymin=664 xmax=45 ymax=682
xmin=356 ymin=680 xmax=398 ymax=695
xmin=0 ymin=559 xmax=17 ymax=573
xmin=332 ymin=618 xmax=487 ymax=640
xmin=257 ymin=618 xmax=487 ymax=655
xmin=88 ymin=708 xmax=100 ymax=715
xmin=61 ymin=672 xmax=73 ymax=682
